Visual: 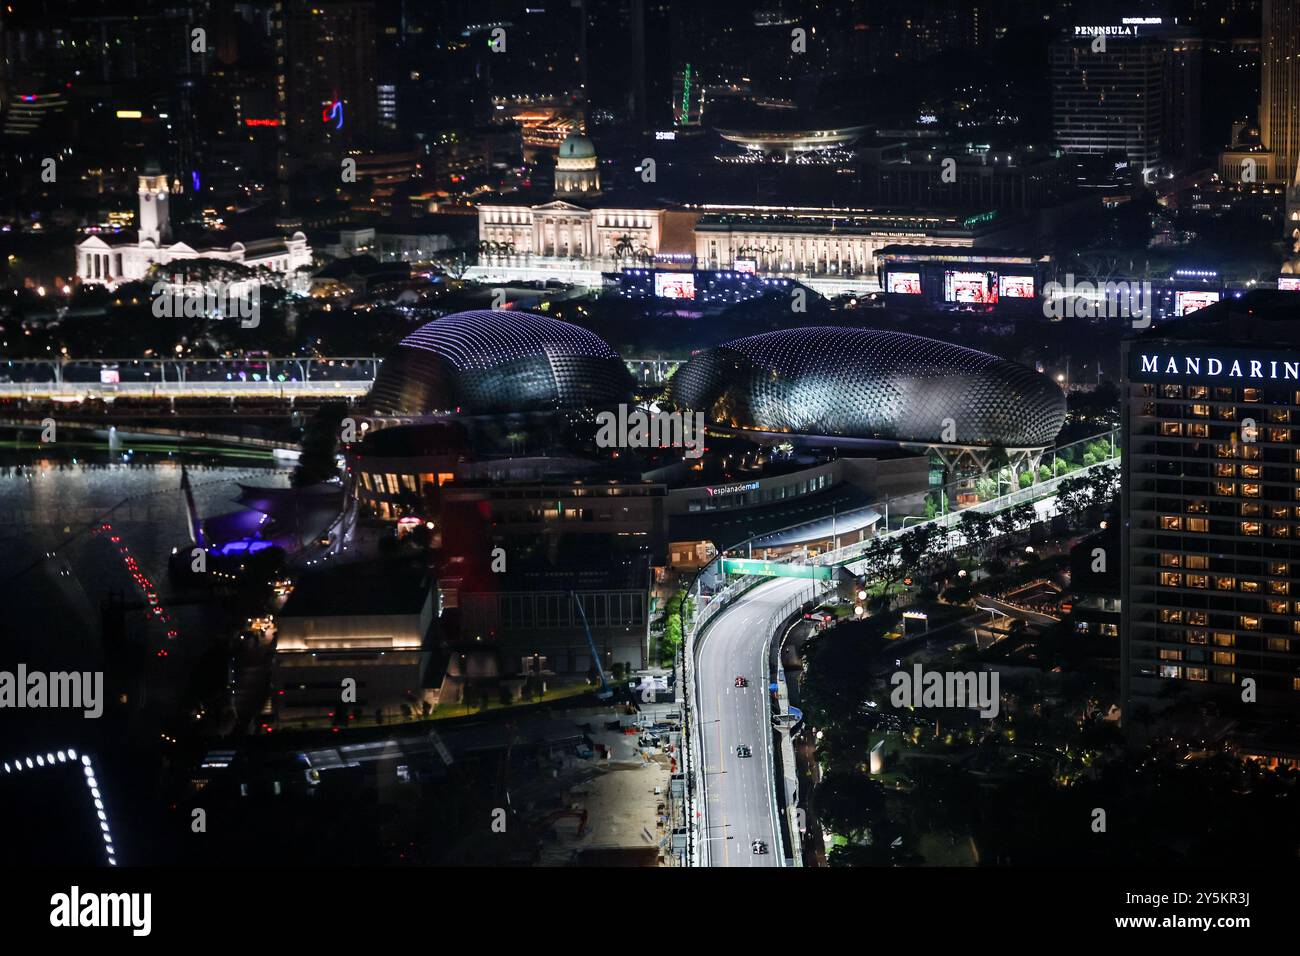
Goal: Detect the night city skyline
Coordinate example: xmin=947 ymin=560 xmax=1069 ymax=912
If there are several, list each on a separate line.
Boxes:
xmin=1 ymin=0 xmax=1297 ymax=939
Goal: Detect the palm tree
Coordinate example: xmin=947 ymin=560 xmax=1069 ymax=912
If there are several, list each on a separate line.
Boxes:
xmin=612 ymin=235 xmax=635 ymax=261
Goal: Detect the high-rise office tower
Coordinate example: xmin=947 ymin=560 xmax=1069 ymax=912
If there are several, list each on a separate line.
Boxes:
xmin=283 ymin=0 xmax=377 ymax=158
xmin=1051 ymin=27 xmax=1166 ymax=178
xmin=1261 ymin=1 xmax=1300 ymax=200
xmin=1121 ymin=294 xmax=1300 ymax=714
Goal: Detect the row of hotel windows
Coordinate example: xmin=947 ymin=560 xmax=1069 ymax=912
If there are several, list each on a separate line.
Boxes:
xmin=1156 ymin=608 xmax=1300 ymax=634
xmin=1158 ymin=422 xmax=1294 ymax=442
xmin=1158 ymin=555 xmax=1296 ymax=577
xmin=1152 ymin=666 xmax=1300 ymax=690
xmin=1157 ymin=585 xmax=1300 ymax=617
xmin=1137 ymin=383 xmax=1300 ymax=403
xmin=1159 ymin=515 xmax=1300 ymax=536
xmin=1151 ymin=405 xmax=1292 ymax=422
xmin=1158 ymin=631 xmax=1295 ymax=652
xmin=1157 ymin=570 xmax=1294 ymax=596
xmin=1135 ymin=440 xmax=1300 ymax=461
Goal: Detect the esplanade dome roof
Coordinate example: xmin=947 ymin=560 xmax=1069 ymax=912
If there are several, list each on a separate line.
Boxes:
xmin=364 ymin=309 xmax=634 ymax=416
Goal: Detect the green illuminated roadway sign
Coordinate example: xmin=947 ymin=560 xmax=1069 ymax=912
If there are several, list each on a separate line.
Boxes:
xmin=720 ymin=558 xmax=833 ymax=580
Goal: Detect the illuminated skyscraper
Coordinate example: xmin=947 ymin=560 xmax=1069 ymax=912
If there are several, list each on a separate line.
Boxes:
xmin=282 ymin=0 xmax=377 ymax=158
xmin=1261 ymin=0 xmax=1300 ymax=211
xmin=1121 ymin=294 xmax=1300 ymax=714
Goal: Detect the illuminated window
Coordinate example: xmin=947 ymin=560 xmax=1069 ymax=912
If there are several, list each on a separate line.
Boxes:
xmin=1187 ymin=500 xmax=1208 ymax=514
xmin=1188 ymin=385 xmax=1209 ymax=399
xmin=1242 ymin=483 xmax=1262 ymax=497
xmin=1190 ymin=403 xmax=1210 ymax=417
xmin=1160 ymin=609 xmax=1184 ymax=624
xmin=1241 ymin=464 xmax=1261 ymax=479
xmin=1160 ymin=553 xmax=1183 ymax=567
xmin=1243 ymin=388 xmax=1263 ymax=403
xmin=1270 ymin=580 xmax=1290 ymax=595
xmin=1269 ymin=428 xmax=1292 ymax=443
xmin=1214 ymin=482 xmax=1236 ymax=496
xmin=1186 ymin=574 xmax=1208 ymax=589
xmin=1161 ymin=515 xmax=1182 ymax=530
xmin=1216 ymin=576 xmax=1237 ymax=590
xmin=1160 ymin=572 xmax=1183 ymax=587
xmin=1240 ymin=580 xmax=1260 ymax=593
xmin=1212 ymin=651 xmax=1236 ymax=666
xmin=1269 ymin=599 xmax=1289 ymax=614
xmin=1188 ymin=611 xmax=1208 ymax=626
xmin=1160 ymin=422 xmax=1184 ymax=437
xmin=1186 ymin=667 xmax=1208 ymax=682
xmin=1187 ymin=518 xmax=1209 ymax=532
xmin=1186 ymin=555 xmax=1209 ymax=569
xmin=1241 ymin=521 xmax=1262 ymax=536
xmin=1267 ymin=637 xmax=1289 ymax=652
xmin=1217 ymin=405 xmax=1238 ymax=420
xmin=1241 ymin=503 xmax=1261 ymax=517
xmin=1159 ymin=648 xmax=1184 ymax=661
xmin=1189 ymin=423 xmax=1210 ymax=438
xmin=1271 ymin=524 xmax=1292 ymax=538
xmin=1160 ymin=665 xmax=1183 ymax=679
xmin=1239 ymin=615 xmax=1261 ymax=630
xmin=1213 ymin=632 xmax=1235 ymax=647
xmin=1216 ymin=463 xmax=1236 ymax=477
xmin=1270 ymin=409 xmax=1291 ymax=423
xmin=1162 ymin=384 xmax=1184 ymax=398
xmin=1186 ymin=630 xmax=1208 ymax=645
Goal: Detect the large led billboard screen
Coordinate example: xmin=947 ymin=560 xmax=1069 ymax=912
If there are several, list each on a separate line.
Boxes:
xmin=944 ymin=271 xmax=997 ymax=304
xmin=655 ymin=273 xmax=696 ymax=299
xmin=887 ymin=271 xmax=922 ymax=295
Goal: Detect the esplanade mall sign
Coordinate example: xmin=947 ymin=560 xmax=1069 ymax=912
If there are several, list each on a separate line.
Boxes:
xmin=1129 ymin=345 xmax=1300 ymax=384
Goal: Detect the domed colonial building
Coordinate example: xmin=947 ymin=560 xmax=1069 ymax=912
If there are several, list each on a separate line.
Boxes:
xmin=554 ymin=132 xmax=600 ymax=196
xmin=476 ymin=130 xmax=665 ymax=261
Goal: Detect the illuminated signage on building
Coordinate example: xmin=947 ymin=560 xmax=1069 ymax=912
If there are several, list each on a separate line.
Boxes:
xmin=322 ymin=98 xmax=344 ymax=130
xmin=1131 ymin=349 xmax=1300 ymax=382
xmin=706 ymin=481 xmax=760 ymax=497
xmin=244 ymin=118 xmax=281 ymax=127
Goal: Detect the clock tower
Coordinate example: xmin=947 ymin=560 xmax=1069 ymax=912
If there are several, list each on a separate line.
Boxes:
xmin=137 ymin=162 xmax=172 ymax=246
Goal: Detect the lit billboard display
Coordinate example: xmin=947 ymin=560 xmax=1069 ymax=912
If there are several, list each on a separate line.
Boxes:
xmin=887 ymin=271 xmax=922 ymax=295
xmin=944 ymin=271 xmax=997 ymax=304
xmin=654 ymin=273 xmax=696 ymax=299
xmin=998 ymin=274 xmax=1035 ymax=299
xmin=1174 ymin=290 xmax=1220 ymax=316
xmin=1278 ymin=276 xmax=1300 ymax=292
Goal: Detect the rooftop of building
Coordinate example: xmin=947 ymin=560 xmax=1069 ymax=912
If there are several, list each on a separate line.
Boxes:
xmin=280 ymin=560 xmax=430 ymax=619
xmin=1138 ymin=290 xmax=1300 ymax=344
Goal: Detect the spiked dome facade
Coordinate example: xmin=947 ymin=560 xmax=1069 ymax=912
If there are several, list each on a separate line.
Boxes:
xmin=365 ymin=310 xmax=636 ymax=416
xmin=667 ymin=326 xmax=1066 ymax=452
